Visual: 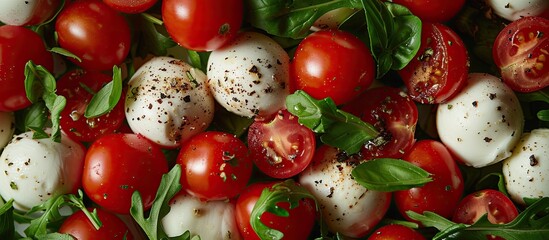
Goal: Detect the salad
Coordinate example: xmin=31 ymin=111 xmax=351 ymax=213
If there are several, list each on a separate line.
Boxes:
xmin=0 ymin=0 xmax=548 ymax=239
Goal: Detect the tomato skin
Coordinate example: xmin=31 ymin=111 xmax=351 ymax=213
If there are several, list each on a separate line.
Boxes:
xmin=291 ymin=29 xmax=375 ymax=105
xmin=247 ymin=109 xmax=316 ymax=179
xmin=493 ymin=16 xmax=549 ymax=92
xmin=82 ymin=133 xmax=168 ymax=214
xmin=58 ymin=208 xmax=133 ymax=240
xmin=103 ymin=0 xmax=158 ymax=13
xmin=391 ymin=0 xmax=465 ymax=23
xmin=177 ymin=131 xmax=253 ymax=200
xmin=235 ymin=181 xmax=316 ymax=240
xmin=162 ymin=0 xmax=243 ymax=51
xmin=0 ymin=25 xmax=53 ymax=111
xmin=399 ymin=23 xmax=469 ymax=104
xmin=452 ymin=189 xmax=518 ymax=225
xmin=58 ymin=69 xmax=126 ymax=143
xmin=55 ymin=0 xmax=131 ymax=71
xmin=367 ymin=224 xmax=426 ymax=240
xmin=394 ymin=140 xmax=464 ymax=221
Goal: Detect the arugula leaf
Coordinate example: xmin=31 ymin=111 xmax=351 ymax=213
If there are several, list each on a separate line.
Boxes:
xmin=250 ymin=179 xmax=318 ymax=240
xmin=286 ymin=90 xmax=379 ymax=154
xmin=84 ymin=66 xmax=123 ymax=118
xmin=0 ymin=198 xmax=15 ymax=240
xmin=475 ymin=172 xmax=509 ymax=196
xmin=408 ymin=197 xmax=549 ymax=239
xmin=351 ymin=158 xmax=432 ymax=192
xmin=130 ymin=165 xmax=183 ymax=240
xmin=35 ymin=232 xmax=74 ymax=240
xmin=245 ymin=0 xmax=363 ymax=39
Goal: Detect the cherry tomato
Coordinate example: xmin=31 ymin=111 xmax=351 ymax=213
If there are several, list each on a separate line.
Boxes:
xmin=57 ymin=69 xmax=126 ymax=143
xmin=82 ymin=133 xmax=168 ymax=214
xmin=177 ymin=131 xmax=253 ymax=200
xmin=399 ymin=22 xmax=469 ymax=104
xmin=367 ymin=224 xmax=426 ymax=240
xmin=391 ymin=0 xmax=465 ymax=23
xmin=493 ymin=16 xmax=549 ymax=92
xmin=394 ymin=140 xmax=464 ymax=221
xmin=0 ymin=25 xmax=53 ymax=111
xmin=103 ymin=0 xmax=158 ymax=13
xmin=58 ymin=208 xmax=133 ymax=240
xmin=162 ymin=0 xmax=243 ymax=51
xmin=55 ymin=0 xmax=131 ymax=71
xmin=342 ymin=86 xmax=418 ymax=160
xmin=291 ymin=29 xmax=375 ymax=105
xmin=235 ymin=181 xmax=316 ymax=240
xmin=452 ymin=189 xmax=518 ymax=225
xmin=247 ymin=109 xmax=316 ymax=179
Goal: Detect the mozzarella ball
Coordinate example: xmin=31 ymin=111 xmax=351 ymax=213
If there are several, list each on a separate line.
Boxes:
xmin=161 ymin=193 xmax=241 ymax=239
xmin=207 ymin=32 xmax=290 ymax=119
xmin=0 ymin=111 xmax=15 ymax=150
xmin=485 ymin=0 xmax=549 ymax=21
xmin=437 ymin=73 xmax=524 ymax=168
xmin=125 ymin=56 xmax=215 ymax=148
xmin=503 ymin=129 xmax=549 ymax=205
xmin=0 ymin=130 xmax=85 ymax=211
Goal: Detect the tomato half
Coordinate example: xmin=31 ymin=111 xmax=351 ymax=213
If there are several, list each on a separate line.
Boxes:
xmin=235 ymin=181 xmax=316 ymax=240
xmin=82 ymin=133 xmax=168 ymax=214
xmin=103 ymin=0 xmax=158 ymax=13
xmin=367 ymin=224 xmax=426 ymax=240
xmin=391 ymin=0 xmax=465 ymax=23
xmin=162 ymin=0 xmax=243 ymax=51
xmin=342 ymin=86 xmax=418 ymax=160
xmin=247 ymin=109 xmax=316 ymax=179
xmin=394 ymin=140 xmax=464 ymax=221
xmin=0 ymin=25 xmax=53 ymax=111
xmin=452 ymin=189 xmax=518 ymax=225
xmin=58 ymin=208 xmax=133 ymax=240
xmin=57 ymin=69 xmax=126 ymax=143
xmin=399 ymin=22 xmax=469 ymax=104
xmin=55 ymin=0 xmax=131 ymax=71
xmin=493 ymin=16 xmax=549 ymax=92
xmin=177 ymin=131 xmax=253 ymax=200
xmin=291 ymin=29 xmax=375 ymax=105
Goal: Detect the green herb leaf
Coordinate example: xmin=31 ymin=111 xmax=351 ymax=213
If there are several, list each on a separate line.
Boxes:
xmin=17 ymin=102 xmax=48 ymax=134
xmin=186 ymin=50 xmax=211 ymax=74
xmin=35 ymin=232 xmax=75 ymax=240
xmin=49 ymin=47 xmax=82 ymax=62
xmin=132 ymin=14 xmax=177 ymax=57
xmin=250 ymin=179 xmax=318 ymax=240
xmin=84 ymin=66 xmax=123 ymax=118
xmin=475 ymin=172 xmax=509 ymax=196
xmin=351 ymin=158 xmax=432 ymax=192
xmin=286 ymin=90 xmax=379 ymax=154
xmin=0 ymin=198 xmax=15 ymax=240
xmin=130 ymin=165 xmax=182 ymax=240
xmin=537 ymin=109 xmax=549 ymax=121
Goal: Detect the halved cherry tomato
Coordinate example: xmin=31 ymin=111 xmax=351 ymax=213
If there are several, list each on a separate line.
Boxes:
xmin=493 ymin=16 xmax=549 ymax=92
xmin=367 ymin=224 xmax=426 ymax=240
xmin=452 ymin=189 xmax=518 ymax=225
xmin=58 ymin=208 xmax=133 ymax=240
xmin=247 ymin=109 xmax=316 ymax=179
xmin=399 ymin=22 xmax=469 ymax=104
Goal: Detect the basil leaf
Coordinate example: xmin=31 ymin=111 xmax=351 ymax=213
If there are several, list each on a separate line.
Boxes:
xmin=84 ymin=66 xmax=123 ymax=118
xmin=351 ymin=158 xmax=432 ymax=192
xmin=286 ymin=90 xmax=378 ymax=154
xmin=130 ymin=165 xmax=182 ymax=240
xmin=17 ymin=102 xmax=48 ymax=134
xmin=245 ymin=0 xmax=363 ymax=39
xmin=49 ymin=47 xmax=82 ymax=62
xmin=0 ymin=199 xmax=15 ymax=240
xmin=386 ymin=2 xmax=422 ymax=70
xmin=186 ymin=50 xmax=211 ymax=74
xmin=35 ymin=233 xmax=74 ymax=240
xmin=538 ymin=110 xmax=549 ymax=121
xmin=133 ymin=14 xmax=177 ymax=57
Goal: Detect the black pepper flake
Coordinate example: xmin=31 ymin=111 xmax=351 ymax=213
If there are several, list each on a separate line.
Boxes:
xmin=489 ymin=93 xmax=497 ymax=100
xmin=183 ymin=95 xmax=191 ymax=103
xmin=529 ymin=155 xmax=539 ymax=166
xmin=484 ymin=137 xmax=493 ymax=143
xmin=472 ymin=101 xmax=478 ymax=107
xmin=327 ymin=187 xmax=335 ymax=198
xmin=504 ymin=3 xmax=510 ymax=8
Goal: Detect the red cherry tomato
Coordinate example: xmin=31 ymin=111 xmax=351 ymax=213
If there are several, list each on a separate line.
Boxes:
xmin=452 ymin=189 xmax=519 ymax=225
xmin=82 ymin=133 xmax=168 ymax=214
xmin=399 ymin=22 xmax=469 ymax=104
xmin=58 ymin=208 xmax=133 ymax=240
xmin=391 ymin=0 xmax=466 ymax=23
xmin=394 ymin=140 xmax=464 ymax=221
xmin=493 ymin=16 xmax=549 ymax=92
xmin=162 ymin=0 xmax=243 ymax=51
xmin=177 ymin=131 xmax=253 ymax=200
xmin=55 ymin=0 xmax=131 ymax=71
xmin=103 ymin=0 xmax=158 ymax=13
xmin=291 ymin=29 xmax=375 ymax=105
xmin=235 ymin=181 xmax=316 ymax=240
xmin=57 ymin=69 xmax=126 ymax=143
xmin=0 ymin=25 xmax=53 ymax=111
xmin=247 ymin=109 xmax=316 ymax=179
xmin=342 ymin=86 xmax=418 ymax=160
xmin=367 ymin=224 xmax=426 ymax=240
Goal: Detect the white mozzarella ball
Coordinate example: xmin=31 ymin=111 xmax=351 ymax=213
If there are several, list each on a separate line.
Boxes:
xmin=485 ymin=0 xmax=549 ymax=21
xmin=503 ymin=129 xmax=549 ymax=205
xmin=207 ymin=32 xmax=290 ymax=119
xmin=0 ymin=111 xmax=15 ymax=150
xmin=0 ymin=130 xmax=85 ymax=211
xmin=437 ymin=73 xmax=524 ymax=168
xmin=161 ymin=193 xmax=241 ymax=239
xmin=125 ymin=56 xmax=215 ymax=148
xmin=299 ymin=146 xmax=391 ymax=238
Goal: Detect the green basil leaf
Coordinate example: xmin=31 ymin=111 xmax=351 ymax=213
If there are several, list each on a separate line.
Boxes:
xmin=386 ymin=2 xmax=422 ymax=70
xmin=0 ymin=199 xmax=15 ymax=240
xmin=245 ymin=0 xmax=363 ymax=39
xmin=46 ymin=95 xmax=66 ymax=143
xmin=351 ymin=158 xmax=432 ymax=192
xmin=49 ymin=47 xmax=82 ymax=62
xmin=35 ymin=232 xmax=74 ymax=240
xmin=19 ymin=102 xmax=48 ymax=133
xmin=186 ymin=50 xmax=210 ymax=74
xmin=133 ymin=14 xmax=177 ymax=57
xmin=537 ymin=109 xmax=549 ymax=121
xmin=84 ymin=66 xmax=123 ymax=118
